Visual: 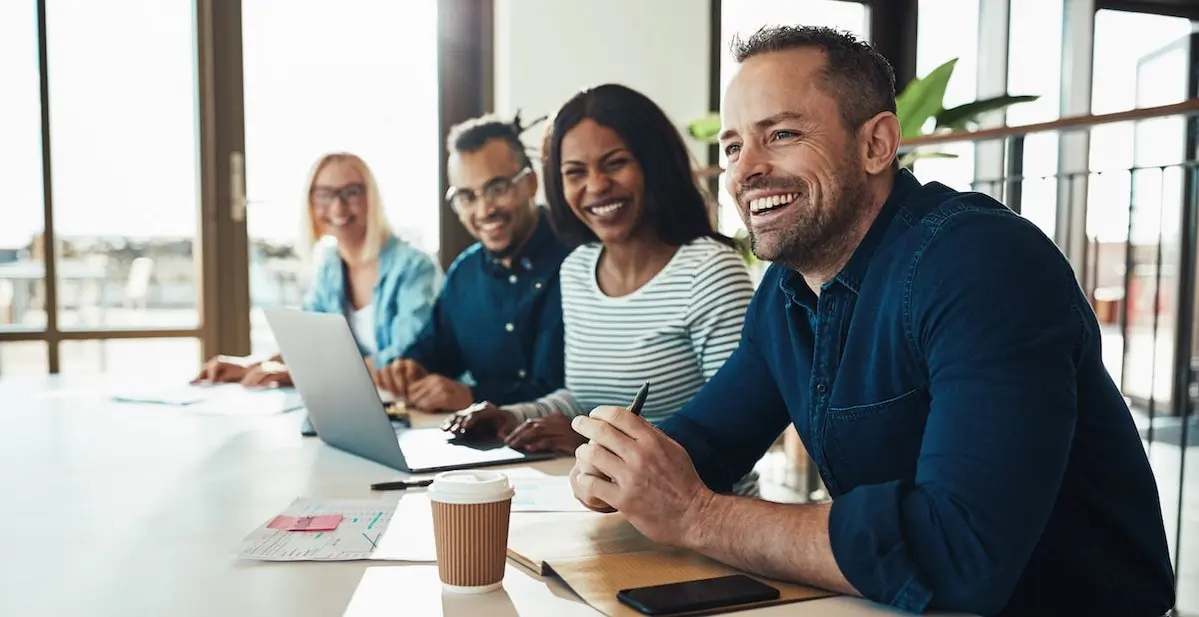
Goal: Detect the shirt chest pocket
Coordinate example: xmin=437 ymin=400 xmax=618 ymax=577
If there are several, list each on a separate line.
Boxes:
xmin=824 ymin=387 xmax=930 ymax=489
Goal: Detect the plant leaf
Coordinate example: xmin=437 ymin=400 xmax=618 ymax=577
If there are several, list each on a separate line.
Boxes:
xmin=935 ymin=95 xmax=1040 ymax=131
xmin=895 ymin=58 xmax=957 ymax=140
xmin=687 ymin=112 xmax=722 ymax=143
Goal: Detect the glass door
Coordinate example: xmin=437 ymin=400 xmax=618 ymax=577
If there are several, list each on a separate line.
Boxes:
xmin=0 ymin=0 xmax=207 ymax=377
xmin=0 ymin=0 xmax=50 ymax=375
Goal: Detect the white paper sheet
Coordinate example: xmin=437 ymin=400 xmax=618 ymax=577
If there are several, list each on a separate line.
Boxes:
xmin=343 ymin=566 xmax=601 ymax=617
xmin=112 ymin=384 xmax=224 ymax=406
xmin=509 ymin=476 xmax=590 ymax=513
xmin=370 ymin=494 xmax=438 ymax=561
xmin=235 ymin=497 xmax=436 ymax=562
xmin=112 ymin=383 xmax=304 ymax=415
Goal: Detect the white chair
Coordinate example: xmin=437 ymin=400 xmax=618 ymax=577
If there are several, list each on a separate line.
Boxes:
xmin=124 ymin=257 xmax=154 ymax=310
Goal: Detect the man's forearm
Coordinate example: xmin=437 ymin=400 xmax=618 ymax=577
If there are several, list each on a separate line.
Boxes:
xmin=685 ymin=494 xmax=859 ymax=597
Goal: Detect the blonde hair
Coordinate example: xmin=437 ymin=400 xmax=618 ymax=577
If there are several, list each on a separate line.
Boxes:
xmin=300 ymin=152 xmax=393 ymax=262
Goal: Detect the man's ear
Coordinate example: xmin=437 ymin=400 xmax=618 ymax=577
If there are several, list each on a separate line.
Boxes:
xmin=859 ymin=111 xmax=901 ymax=175
xmin=523 ymin=169 xmax=541 ymax=200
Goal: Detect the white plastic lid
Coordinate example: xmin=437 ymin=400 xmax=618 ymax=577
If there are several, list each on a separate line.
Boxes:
xmin=426 ymin=470 xmax=515 ymax=505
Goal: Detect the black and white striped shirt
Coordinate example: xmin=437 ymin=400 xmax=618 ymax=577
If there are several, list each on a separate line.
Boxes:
xmin=507 ymin=237 xmax=753 ymax=423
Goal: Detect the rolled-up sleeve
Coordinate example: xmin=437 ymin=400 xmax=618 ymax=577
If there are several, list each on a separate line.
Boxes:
xmin=828 ymin=211 xmax=1083 ymax=615
xmin=374 ymin=253 xmax=441 ymax=367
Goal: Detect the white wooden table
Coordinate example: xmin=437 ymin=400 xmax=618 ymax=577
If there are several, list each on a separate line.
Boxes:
xmin=0 ymin=375 xmax=958 ymax=617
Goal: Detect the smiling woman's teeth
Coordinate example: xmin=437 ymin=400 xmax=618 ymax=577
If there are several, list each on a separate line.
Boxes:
xmin=749 ymin=193 xmax=799 ymax=214
xmin=589 ymin=201 xmax=625 ymax=216
xmin=329 ymin=217 xmax=350 ymax=226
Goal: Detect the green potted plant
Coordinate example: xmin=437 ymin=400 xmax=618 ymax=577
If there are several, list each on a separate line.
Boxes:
xmin=890 ymin=58 xmax=1038 ymax=168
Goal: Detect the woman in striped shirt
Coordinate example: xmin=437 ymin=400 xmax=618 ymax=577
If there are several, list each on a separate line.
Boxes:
xmin=444 ymin=84 xmax=757 ymax=493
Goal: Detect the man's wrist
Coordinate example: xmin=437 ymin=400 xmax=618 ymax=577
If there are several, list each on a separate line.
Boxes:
xmin=681 ymin=487 xmax=724 ymax=550
xmin=456 ymin=384 xmax=475 ymax=408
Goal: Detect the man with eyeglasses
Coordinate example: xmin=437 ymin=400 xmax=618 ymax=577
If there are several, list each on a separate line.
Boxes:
xmin=373 ymin=113 xmax=572 ymax=413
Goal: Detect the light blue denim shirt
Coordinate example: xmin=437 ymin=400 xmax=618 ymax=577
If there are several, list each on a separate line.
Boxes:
xmin=301 ymin=235 xmax=441 ymax=367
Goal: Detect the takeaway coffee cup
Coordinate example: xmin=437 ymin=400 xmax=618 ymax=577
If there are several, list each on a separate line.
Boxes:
xmin=427 ymin=469 xmax=515 ymax=593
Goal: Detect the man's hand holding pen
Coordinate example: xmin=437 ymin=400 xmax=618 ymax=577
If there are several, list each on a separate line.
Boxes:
xmin=568 ymin=385 xmax=714 ymax=548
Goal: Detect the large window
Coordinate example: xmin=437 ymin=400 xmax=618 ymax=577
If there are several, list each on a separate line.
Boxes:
xmin=1005 ymin=0 xmax=1064 ymax=238
xmin=0 ymin=0 xmax=204 ymax=376
xmin=0 ymin=1 xmax=463 ymax=377
xmin=716 ymin=0 xmax=871 ymax=237
xmin=911 ymin=0 xmax=980 ymax=191
xmin=242 ymin=0 xmax=440 ymax=356
xmin=46 ymin=0 xmax=201 ymax=334
xmin=0 ymin=0 xmax=45 ymax=358
xmin=1086 ymin=10 xmax=1194 ymax=410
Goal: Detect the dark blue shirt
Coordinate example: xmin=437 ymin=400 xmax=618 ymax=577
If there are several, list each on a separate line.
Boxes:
xmin=401 ymin=210 xmax=571 ymax=405
xmin=661 ymin=170 xmax=1174 ymax=616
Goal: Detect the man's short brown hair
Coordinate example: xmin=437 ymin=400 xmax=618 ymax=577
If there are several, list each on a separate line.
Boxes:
xmin=731 ymin=25 xmax=896 ymax=131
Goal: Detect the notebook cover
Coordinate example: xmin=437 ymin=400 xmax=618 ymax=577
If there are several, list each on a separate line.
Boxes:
xmin=506 ymin=512 xmax=835 ymax=616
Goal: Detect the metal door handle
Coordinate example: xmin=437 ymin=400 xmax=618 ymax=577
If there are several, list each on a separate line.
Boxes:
xmin=230 ymin=151 xmax=247 ymax=222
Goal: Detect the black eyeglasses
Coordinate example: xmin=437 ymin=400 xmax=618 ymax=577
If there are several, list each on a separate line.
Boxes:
xmin=446 ymin=167 xmax=532 ymax=213
xmin=311 ymin=182 xmax=366 ymax=206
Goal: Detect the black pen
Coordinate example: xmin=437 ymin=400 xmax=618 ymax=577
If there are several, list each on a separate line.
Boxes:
xmin=627 ymin=381 xmax=650 ymax=416
xmin=370 ymin=478 xmax=433 ymax=491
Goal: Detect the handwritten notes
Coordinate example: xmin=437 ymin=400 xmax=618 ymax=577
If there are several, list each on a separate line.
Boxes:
xmin=236 ymin=497 xmax=435 ymax=562
xmin=236 ymin=471 xmax=585 ymax=563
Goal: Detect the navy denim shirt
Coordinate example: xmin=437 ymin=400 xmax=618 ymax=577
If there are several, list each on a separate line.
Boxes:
xmin=661 ymin=170 xmax=1174 ymax=616
xmin=402 ymin=210 xmax=571 ymax=405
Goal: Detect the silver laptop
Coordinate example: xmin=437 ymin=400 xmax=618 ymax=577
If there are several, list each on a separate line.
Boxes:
xmin=264 ymin=308 xmax=557 ymax=473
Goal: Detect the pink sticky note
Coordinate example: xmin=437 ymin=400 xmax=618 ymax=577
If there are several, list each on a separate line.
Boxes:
xmin=267 ymin=515 xmax=298 ymax=530
xmin=267 ymin=514 xmax=343 ymax=532
xmin=289 ymin=514 xmax=343 ymax=531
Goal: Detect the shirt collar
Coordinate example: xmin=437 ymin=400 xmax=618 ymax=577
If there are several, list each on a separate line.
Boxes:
xmin=483 ymin=208 xmax=556 ymax=276
xmin=833 ymin=168 xmax=921 ymax=295
xmin=775 ymin=168 xmax=920 ymax=302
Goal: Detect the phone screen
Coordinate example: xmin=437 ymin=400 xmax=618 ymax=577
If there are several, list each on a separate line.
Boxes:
xmin=616 ymin=574 xmax=780 ymax=615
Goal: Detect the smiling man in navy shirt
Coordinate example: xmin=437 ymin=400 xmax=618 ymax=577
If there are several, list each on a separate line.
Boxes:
xmin=569 ymin=26 xmax=1174 ymax=617
xmin=374 ymin=113 xmax=571 ymax=411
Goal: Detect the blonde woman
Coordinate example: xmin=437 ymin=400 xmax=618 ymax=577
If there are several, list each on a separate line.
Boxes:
xmin=193 ymin=153 xmax=440 ymax=387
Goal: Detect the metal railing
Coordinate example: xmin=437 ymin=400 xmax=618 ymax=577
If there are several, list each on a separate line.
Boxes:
xmin=904 ymin=100 xmax=1199 ymax=422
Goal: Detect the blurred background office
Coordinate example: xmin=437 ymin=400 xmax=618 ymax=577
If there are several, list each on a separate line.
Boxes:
xmin=3 ymin=0 xmax=1199 ymax=611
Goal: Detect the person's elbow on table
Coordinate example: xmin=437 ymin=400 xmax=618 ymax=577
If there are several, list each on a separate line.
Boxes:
xmin=829 ymin=483 xmax=1036 ymax=615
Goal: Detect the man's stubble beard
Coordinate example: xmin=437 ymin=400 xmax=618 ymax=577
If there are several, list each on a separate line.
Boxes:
xmin=486 ymin=200 xmax=538 ymax=260
xmin=749 ymin=158 xmax=869 ymax=274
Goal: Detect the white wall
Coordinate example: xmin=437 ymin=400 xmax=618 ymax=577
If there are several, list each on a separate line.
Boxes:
xmin=493 ymin=0 xmax=713 ymax=171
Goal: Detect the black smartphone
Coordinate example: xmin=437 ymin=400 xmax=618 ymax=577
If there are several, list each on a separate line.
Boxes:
xmin=616 ymin=574 xmax=780 ymax=616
